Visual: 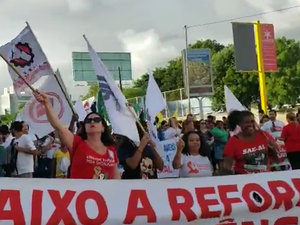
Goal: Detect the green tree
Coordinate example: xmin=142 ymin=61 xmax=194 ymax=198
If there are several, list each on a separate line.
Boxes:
xmin=82 ymin=84 xmax=98 ymax=100
xmin=133 ymin=39 xmax=225 ymax=101
xmin=0 ymin=111 xmax=15 ymax=125
xmin=191 ymin=39 xmax=225 ymax=54
xmin=18 ymin=103 xmax=26 ymax=111
xmin=123 ymin=87 xmax=145 ymax=99
xmin=266 ymin=37 xmax=300 ymax=107
xmin=211 ymin=45 xmax=259 ymax=110
xmin=133 ymin=58 xmax=183 ymax=93
xmin=90 ymin=37 xmax=300 ymax=111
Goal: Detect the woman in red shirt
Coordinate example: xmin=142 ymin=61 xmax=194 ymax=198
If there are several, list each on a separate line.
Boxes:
xmin=223 ymin=110 xmax=278 ymax=175
xmin=34 ymin=92 xmax=120 ymax=179
xmin=277 ymin=112 xmax=300 ymax=170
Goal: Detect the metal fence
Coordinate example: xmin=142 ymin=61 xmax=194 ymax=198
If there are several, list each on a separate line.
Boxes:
xmin=127 ymin=88 xmax=213 ymax=118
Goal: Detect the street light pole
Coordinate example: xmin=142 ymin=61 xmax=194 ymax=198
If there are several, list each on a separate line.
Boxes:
xmin=184 ymin=25 xmax=191 ymax=114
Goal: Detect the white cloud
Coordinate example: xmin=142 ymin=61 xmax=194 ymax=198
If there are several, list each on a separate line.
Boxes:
xmin=242 ymin=0 xmax=300 ymax=31
xmin=0 ymin=0 xmax=300 ymax=100
xmin=118 ymin=29 xmax=178 ymax=79
xmin=65 ymin=0 xmax=92 ymax=13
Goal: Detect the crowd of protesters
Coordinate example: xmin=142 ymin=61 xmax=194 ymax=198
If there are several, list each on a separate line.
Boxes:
xmin=0 ymin=91 xmax=300 ymax=180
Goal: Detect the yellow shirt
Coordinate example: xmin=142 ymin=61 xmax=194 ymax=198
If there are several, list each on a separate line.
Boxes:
xmin=53 ymin=150 xmax=70 ymax=177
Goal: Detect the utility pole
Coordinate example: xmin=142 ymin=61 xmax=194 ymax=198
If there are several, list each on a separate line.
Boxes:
xmin=184 ymin=25 xmax=191 ymax=114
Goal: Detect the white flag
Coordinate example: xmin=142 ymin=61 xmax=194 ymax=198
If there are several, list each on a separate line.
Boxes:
xmin=224 ymin=85 xmax=246 ymax=112
xmin=0 ymin=25 xmax=53 ymax=94
xmin=20 ymin=75 xmax=73 ymax=138
xmin=145 ymin=70 xmax=166 ymax=142
xmin=81 ymin=96 xmax=95 ymax=116
xmin=74 ymin=99 xmax=86 ymax=121
xmin=84 ymin=36 xmax=139 ymax=143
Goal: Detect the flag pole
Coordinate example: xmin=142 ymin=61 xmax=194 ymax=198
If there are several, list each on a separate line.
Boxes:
xmin=254 ymin=20 xmax=268 ymax=113
xmin=126 ymin=103 xmax=147 ymax=133
xmin=54 ymin=69 xmax=76 ymax=114
xmin=25 ymin=21 xmax=76 ymax=114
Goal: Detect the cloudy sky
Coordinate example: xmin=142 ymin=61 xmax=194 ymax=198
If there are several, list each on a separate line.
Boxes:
xmin=0 ymin=0 xmax=300 ymax=99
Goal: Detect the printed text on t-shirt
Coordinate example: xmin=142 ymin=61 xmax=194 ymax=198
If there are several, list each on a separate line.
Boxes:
xmin=86 ymin=155 xmax=115 ymax=167
xmin=242 ymin=144 xmax=266 ymax=155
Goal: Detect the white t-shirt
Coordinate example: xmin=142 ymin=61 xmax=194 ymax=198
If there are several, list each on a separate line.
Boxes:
xmin=179 ymin=154 xmax=213 ymax=178
xmin=164 ymin=127 xmax=181 ymax=140
xmin=261 ymin=120 xmax=284 ymax=138
xmin=46 ymin=143 xmax=60 ymax=159
xmin=1 ymin=135 xmax=14 ymax=148
xmin=41 ymin=136 xmax=60 ymax=159
xmin=27 ymin=134 xmax=37 ymax=142
xmin=15 ymin=134 xmax=36 ymax=175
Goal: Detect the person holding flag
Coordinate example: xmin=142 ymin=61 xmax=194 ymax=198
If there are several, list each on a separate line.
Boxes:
xmin=33 ymin=91 xmax=120 ymax=180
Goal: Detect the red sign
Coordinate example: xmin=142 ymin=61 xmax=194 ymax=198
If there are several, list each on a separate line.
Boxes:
xmin=260 ymin=24 xmax=278 ymax=72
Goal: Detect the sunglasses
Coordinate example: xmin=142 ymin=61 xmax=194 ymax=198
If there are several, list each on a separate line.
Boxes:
xmin=85 ymin=117 xmax=102 ymax=124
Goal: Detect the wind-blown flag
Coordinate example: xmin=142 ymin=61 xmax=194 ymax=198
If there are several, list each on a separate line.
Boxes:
xmin=21 ymin=75 xmax=73 ymax=138
xmin=74 ymin=99 xmax=86 ymax=121
xmin=84 ymin=36 xmax=139 ymax=143
xmin=224 ymin=85 xmax=261 ymax=136
xmin=145 ymin=70 xmax=166 ymax=142
xmin=224 ymin=85 xmax=246 ymax=112
xmin=156 ymin=112 xmax=164 ymax=127
xmin=0 ymin=24 xmax=53 ymax=94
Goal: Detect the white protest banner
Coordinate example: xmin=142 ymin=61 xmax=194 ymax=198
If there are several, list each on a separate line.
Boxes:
xmin=84 ymin=36 xmax=139 ymax=143
xmin=0 ymin=25 xmax=52 ymax=94
xmin=157 ymin=137 xmax=179 ymax=178
xmin=20 ymin=75 xmax=73 ymax=138
xmin=0 ymin=171 xmax=299 ymax=224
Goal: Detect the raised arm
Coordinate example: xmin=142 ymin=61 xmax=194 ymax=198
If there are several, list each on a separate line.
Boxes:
xmin=172 ymin=139 xmax=184 ymax=169
xmin=34 ymin=91 xmax=74 ymax=150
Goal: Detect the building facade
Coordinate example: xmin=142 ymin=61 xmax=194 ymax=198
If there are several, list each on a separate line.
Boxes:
xmin=0 ymin=87 xmax=31 ymax=115
xmin=1 ymin=87 xmax=18 ymax=115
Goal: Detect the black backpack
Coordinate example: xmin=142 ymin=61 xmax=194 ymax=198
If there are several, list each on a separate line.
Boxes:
xmin=1 ymin=139 xmax=18 ymax=177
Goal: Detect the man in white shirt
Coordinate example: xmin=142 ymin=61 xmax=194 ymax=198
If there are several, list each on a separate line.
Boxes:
xmin=261 ymin=110 xmax=284 ymax=138
xmin=11 ymin=121 xmax=39 ymax=178
xmin=21 ymin=121 xmax=37 ymax=142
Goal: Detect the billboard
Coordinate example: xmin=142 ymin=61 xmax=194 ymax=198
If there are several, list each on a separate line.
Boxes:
xmin=182 ymin=49 xmax=214 ymax=97
xmin=232 ymin=22 xmax=277 ymax=72
xmin=72 ymin=52 xmax=132 ymax=85
xmin=232 ymin=22 xmax=258 ymax=71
